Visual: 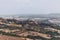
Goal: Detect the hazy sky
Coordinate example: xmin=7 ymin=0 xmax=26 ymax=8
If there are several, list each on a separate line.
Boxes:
xmin=0 ymin=0 xmax=60 ymax=15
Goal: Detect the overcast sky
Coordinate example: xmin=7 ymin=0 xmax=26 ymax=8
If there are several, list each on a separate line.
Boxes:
xmin=0 ymin=0 xmax=60 ymax=15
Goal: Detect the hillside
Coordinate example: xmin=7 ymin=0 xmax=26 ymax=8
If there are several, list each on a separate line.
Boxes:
xmin=0 ymin=18 xmax=60 ymax=40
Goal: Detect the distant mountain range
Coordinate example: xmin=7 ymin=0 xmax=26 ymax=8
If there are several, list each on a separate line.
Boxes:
xmin=14 ymin=13 xmax=60 ymax=18
xmin=1 ymin=13 xmax=60 ymax=18
xmin=49 ymin=13 xmax=60 ymax=18
xmin=13 ymin=14 xmax=49 ymax=18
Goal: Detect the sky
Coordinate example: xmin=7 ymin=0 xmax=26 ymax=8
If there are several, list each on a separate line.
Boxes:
xmin=0 ymin=0 xmax=60 ymax=15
